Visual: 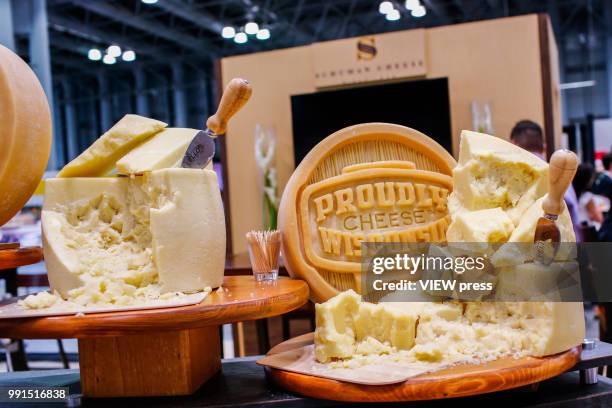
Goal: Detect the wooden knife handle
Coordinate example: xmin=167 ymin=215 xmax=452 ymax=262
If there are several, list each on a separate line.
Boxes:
xmin=206 ymin=78 xmax=252 ymax=136
xmin=542 ymin=149 xmax=578 ymax=216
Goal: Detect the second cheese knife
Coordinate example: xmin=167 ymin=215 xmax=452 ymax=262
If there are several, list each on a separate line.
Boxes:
xmin=534 ymin=149 xmax=578 ymax=265
xmin=181 ymin=78 xmax=252 ymax=169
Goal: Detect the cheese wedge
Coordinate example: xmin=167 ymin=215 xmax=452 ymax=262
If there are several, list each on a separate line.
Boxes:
xmin=446 ymin=207 xmax=514 ymax=243
xmin=42 ymin=168 xmax=225 ymax=305
xmin=116 ymin=128 xmax=198 ymax=175
xmin=57 ymin=114 xmax=166 ymax=177
xmin=449 ymin=130 xmax=548 ymax=226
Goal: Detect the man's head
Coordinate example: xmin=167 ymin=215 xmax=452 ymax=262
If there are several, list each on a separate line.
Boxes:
xmin=603 ymin=153 xmax=612 ymax=171
xmin=510 ymin=120 xmax=545 ymax=154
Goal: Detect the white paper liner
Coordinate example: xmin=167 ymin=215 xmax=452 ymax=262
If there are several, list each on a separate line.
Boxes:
xmin=0 ymin=291 xmax=208 ymax=318
xmin=258 ymin=344 xmax=449 ymax=385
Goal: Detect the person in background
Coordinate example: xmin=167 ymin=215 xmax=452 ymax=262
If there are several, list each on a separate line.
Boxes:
xmin=510 ymin=120 xmax=581 ymax=241
xmin=573 ymin=163 xmax=603 ymax=230
xmin=592 ymin=153 xmax=612 ymax=241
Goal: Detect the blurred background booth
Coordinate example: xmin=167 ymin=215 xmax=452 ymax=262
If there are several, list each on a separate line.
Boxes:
xmin=220 ymin=14 xmax=561 ymax=255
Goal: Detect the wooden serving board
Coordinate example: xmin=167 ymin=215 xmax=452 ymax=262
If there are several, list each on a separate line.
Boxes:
xmin=278 ymin=123 xmax=456 ymax=302
xmin=0 ymin=276 xmax=308 ymax=339
xmin=0 ymin=246 xmax=43 ymax=269
xmin=264 ymin=333 xmax=581 ymax=402
xmin=0 ymin=276 xmax=309 ymax=398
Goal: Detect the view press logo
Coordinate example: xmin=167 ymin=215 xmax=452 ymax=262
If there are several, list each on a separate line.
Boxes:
xmin=357 ymin=37 xmax=377 ymax=60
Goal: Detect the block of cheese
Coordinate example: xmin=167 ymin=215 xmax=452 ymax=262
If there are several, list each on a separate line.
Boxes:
xmin=314 ymin=290 xmax=422 ymax=363
xmin=446 ymin=208 xmax=514 ymax=242
xmin=57 ymin=114 xmax=166 ymax=177
xmin=449 ymin=130 xmax=548 ymax=226
xmin=0 ymin=45 xmax=52 ymax=226
xmin=116 ymin=128 xmax=198 ymax=174
xmin=508 ymin=196 xmax=575 ymax=243
xmin=42 ymin=168 xmax=225 ymax=305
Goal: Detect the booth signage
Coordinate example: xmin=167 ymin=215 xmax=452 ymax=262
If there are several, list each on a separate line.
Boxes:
xmin=312 ymin=29 xmax=427 ymax=88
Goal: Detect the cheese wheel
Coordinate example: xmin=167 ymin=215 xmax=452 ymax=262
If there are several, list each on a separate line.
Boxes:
xmin=279 ymin=123 xmax=456 ymax=302
xmin=0 ymin=45 xmax=52 ymax=226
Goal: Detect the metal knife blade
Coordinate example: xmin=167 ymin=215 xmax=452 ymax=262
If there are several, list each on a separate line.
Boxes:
xmin=181 ymin=129 xmax=216 ymax=169
xmin=180 ymin=78 xmax=252 ymax=169
xmin=534 ymin=215 xmax=561 ymax=265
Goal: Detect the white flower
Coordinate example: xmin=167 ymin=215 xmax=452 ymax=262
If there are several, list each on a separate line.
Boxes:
xmin=255 ymin=125 xmax=276 ymax=173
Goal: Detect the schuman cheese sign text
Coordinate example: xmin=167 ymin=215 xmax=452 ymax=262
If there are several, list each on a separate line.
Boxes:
xmin=312 ymin=29 xmax=426 ymax=88
xmin=299 ymin=161 xmax=452 ymax=273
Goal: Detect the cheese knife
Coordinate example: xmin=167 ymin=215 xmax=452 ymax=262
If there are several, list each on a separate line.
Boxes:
xmin=181 ymin=78 xmax=253 ymax=169
xmin=534 ymin=149 xmax=578 ymax=265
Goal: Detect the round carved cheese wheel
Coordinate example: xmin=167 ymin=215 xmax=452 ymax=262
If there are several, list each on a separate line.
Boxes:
xmin=279 ymin=123 xmax=456 ymax=302
xmin=0 ymin=45 xmax=52 ymax=226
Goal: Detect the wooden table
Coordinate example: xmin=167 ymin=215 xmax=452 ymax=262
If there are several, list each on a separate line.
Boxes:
xmin=2 ymin=358 xmax=612 ymax=407
xmin=0 ymin=276 xmax=309 ymax=398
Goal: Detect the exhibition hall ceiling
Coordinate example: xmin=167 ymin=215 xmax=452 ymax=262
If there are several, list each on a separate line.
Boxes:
xmin=10 ymin=0 xmax=607 ymax=77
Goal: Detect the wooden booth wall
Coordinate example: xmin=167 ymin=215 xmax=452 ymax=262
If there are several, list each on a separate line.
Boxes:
xmin=219 ymin=14 xmax=560 ymax=255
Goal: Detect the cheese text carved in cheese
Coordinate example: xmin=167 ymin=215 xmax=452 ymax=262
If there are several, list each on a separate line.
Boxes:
xmin=299 ymin=162 xmax=453 ymax=273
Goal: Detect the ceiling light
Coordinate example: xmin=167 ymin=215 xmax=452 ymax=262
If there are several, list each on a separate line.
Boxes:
xmin=102 ymin=54 xmax=116 ymax=65
xmin=245 ymin=22 xmax=259 ymax=35
xmin=222 ymin=26 xmax=236 ymax=39
xmin=560 ymin=80 xmax=596 ymax=90
xmin=88 ymin=48 xmax=102 ymax=61
xmin=386 ymin=9 xmax=401 ymax=21
xmin=256 ymin=28 xmax=270 ymax=40
xmin=411 ymin=5 xmax=426 ymax=17
xmin=234 ymin=32 xmax=248 ymax=44
xmin=379 ymin=1 xmax=394 ymax=14
xmin=141 ymin=0 xmax=158 ymax=4
xmin=122 ymin=50 xmax=136 ymax=62
xmin=107 ymin=45 xmax=122 ymax=58
xmin=405 ymin=0 xmax=420 ymax=10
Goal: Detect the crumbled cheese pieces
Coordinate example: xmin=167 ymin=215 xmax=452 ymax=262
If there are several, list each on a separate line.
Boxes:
xmin=57 ymin=115 xmax=166 ymax=177
xmin=315 ymin=292 xmax=585 ymax=364
xmin=20 ymin=291 xmax=61 ymax=309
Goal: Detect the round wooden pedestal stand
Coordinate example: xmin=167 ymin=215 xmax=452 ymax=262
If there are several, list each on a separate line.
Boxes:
xmin=0 ymin=276 xmax=309 ymax=398
xmin=265 ymin=334 xmax=581 ymax=402
xmin=0 ymin=246 xmax=43 ymax=270
xmin=0 ymin=246 xmax=44 ymax=371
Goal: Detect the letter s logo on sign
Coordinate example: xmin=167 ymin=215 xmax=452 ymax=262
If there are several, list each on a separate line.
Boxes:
xmin=357 ymin=37 xmax=376 ymax=60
